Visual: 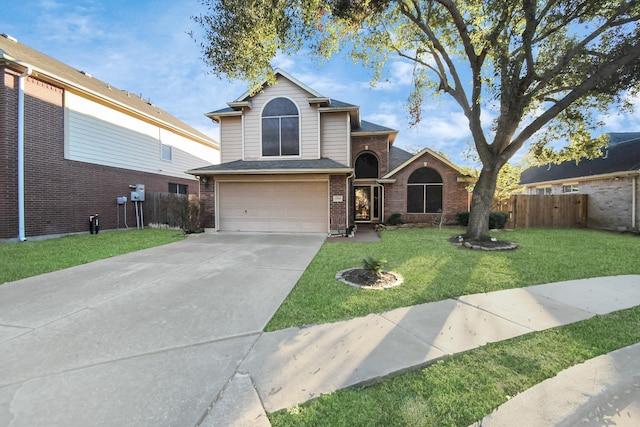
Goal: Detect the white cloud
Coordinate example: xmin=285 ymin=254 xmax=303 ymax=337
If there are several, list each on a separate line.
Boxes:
xmin=390 ymin=61 xmax=414 ymax=85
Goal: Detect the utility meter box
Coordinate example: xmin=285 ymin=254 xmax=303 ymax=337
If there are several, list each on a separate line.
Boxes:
xmin=117 ymin=196 xmax=127 ymax=205
xmin=130 ymin=184 xmax=145 ymax=202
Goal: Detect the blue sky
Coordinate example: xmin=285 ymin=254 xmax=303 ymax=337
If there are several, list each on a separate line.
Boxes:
xmin=3 ymin=0 xmax=640 ymax=168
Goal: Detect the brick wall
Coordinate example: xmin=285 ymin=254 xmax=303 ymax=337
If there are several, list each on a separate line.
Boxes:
xmin=352 ymin=135 xmax=389 ymax=175
xmin=1 ymin=68 xmax=198 ymax=240
xmin=0 ymin=68 xmax=18 ymax=238
xmin=198 ymin=177 xmax=215 ymax=228
xmin=581 ymin=177 xmax=637 ymax=230
xmin=329 ymin=174 xmax=348 ymax=234
xmin=384 ymin=151 xmax=469 ymax=224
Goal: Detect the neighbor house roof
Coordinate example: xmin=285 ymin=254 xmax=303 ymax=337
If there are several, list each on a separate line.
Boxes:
xmin=0 ymin=33 xmax=219 ymax=149
xmin=188 ymin=158 xmax=352 ymax=175
xmin=520 ymin=133 xmax=640 ymax=185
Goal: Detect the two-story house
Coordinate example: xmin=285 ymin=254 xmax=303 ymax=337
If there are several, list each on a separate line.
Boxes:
xmin=189 ymin=69 xmax=470 ymax=235
xmin=1 ymin=34 xmax=219 ymax=240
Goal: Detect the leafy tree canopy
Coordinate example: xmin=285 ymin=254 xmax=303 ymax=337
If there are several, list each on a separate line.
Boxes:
xmin=193 ymin=0 xmax=640 ymax=239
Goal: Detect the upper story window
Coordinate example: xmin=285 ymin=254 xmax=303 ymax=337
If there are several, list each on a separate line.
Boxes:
xmin=407 ymin=167 xmax=443 ymax=213
xmin=160 ymin=143 xmax=172 ymax=161
xmin=262 ymin=97 xmax=300 ymax=157
xmin=355 ymin=153 xmax=379 ymax=178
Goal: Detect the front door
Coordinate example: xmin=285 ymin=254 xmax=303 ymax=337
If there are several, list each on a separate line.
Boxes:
xmin=355 ymin=185 xmax=382 ymax=222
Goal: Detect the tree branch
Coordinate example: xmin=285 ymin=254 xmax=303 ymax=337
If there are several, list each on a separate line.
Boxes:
xmin=505 ymin=42 xmax=640 ymax=159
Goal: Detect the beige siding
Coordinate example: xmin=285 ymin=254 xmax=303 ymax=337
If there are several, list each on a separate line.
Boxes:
xmin=220 ymin=116 xmax=243 ymax=162
xmin=242 ymin=77 xmax=319 ymax=160
xmin=65 ymin=93 xmax=218 ymax=179
xmin=320 ymin=112 xmax=349 ymax=164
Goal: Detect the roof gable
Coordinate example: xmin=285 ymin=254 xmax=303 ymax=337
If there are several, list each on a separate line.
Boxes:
xmin=234 ymin=68 xmax=324 ymax=101
xmin=384 ymin=147 xmax=466 ymax=178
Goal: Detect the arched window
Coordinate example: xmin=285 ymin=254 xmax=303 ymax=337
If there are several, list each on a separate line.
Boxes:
xmin=262 ymin=97 xmax=300 ymax=156
xmin=355 ymin=152 xmax=379 ymax=178
xmin=407 ymin=167 xmax=443 ymax=213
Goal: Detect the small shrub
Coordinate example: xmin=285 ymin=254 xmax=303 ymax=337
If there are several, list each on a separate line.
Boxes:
xmin=164 ymin=194 xmax=205 ymax=234
xmin=456 ymin=211 xmax=470 ymax=226
xmin=386 ymin=212 xmax=404 ymax=226
xmin=489 ymin=212 xmax=509 ymax=229
xmin=456 ymin=211 xmax=509 ymax=229
xmin=363 ymin=256 xmax=387 ymax=276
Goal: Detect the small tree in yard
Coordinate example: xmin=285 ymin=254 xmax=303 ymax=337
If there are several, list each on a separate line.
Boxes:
xmin=192 ymin=0 xmax=640 ymax=241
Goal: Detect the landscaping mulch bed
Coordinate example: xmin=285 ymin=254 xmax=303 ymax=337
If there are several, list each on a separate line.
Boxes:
xmin=336 ymin=268 xmax=403 ymax=290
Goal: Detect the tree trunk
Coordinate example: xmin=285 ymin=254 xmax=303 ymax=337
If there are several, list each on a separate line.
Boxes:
xmin=465 ymin=164 xmax=501 ymax=241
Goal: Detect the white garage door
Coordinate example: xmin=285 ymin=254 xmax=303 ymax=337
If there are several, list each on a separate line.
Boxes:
xmin=218 ymin=181 xmax=328 ymax=233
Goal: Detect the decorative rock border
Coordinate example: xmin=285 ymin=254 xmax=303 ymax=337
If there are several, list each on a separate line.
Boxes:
xmin=336 ymin=268 xmax=404 ymax=290
xmin=449 ymin=236 xmax=518 ymax=251
xmin=462 ymin=241 xmax=518 ymax=251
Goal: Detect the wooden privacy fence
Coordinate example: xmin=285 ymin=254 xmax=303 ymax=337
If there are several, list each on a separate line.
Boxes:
xmin=145 ymin=192 xmax=190 ymax=227
xmin=505 ymin=194 xmax=588 ymax=228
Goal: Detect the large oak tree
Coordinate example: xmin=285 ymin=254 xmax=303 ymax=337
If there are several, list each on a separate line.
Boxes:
xmin=193 ymin=0 xmax=640 ymax=240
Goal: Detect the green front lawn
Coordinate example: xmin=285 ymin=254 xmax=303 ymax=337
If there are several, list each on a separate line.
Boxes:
xmin=266 ymin=228 xmax=640 ymax=331
xmin=0 ymin=229 xmax=185 ymax=284
xmin=267 ymin=227 xmax=640 ymax=426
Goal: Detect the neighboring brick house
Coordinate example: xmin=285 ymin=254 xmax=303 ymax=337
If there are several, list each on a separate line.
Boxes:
xmin=188 ymin=69 xmax=470 ymax=235
xmin=520 ymin=133 xmax=640 ymax=231
xmin=1 ymin=34 xmax=220 ymax=240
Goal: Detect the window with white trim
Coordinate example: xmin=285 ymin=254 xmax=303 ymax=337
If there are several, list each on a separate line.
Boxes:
xmin=562 ymin=184 xmax=579 ymax=193
xmin=161 ymin=143 xmax=172 ymax=161
xmin=261 ymin=98 xmax=300 ymax=156
xmin=537 ymin=187 xmax=552 ymax=195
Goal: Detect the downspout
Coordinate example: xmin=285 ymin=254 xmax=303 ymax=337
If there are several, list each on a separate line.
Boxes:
xmin=346 ymin=171 xmax=354 ymax=235
xmin=17 ymin=66 xmax=32 ymax=241
xmin=633 ymin=176 xmax=637 ymax=230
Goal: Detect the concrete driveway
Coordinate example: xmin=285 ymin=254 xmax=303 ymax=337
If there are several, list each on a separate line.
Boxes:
xmin=0 ymin=232 xmax=325 ymax=426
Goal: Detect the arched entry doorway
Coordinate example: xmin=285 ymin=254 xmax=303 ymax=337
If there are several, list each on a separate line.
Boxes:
xmin=354 ymin=152 xmax=383 ymax=222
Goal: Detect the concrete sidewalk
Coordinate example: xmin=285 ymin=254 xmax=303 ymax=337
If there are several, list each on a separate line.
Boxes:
xmin=211 ymin=275 xmax=640 ymax=426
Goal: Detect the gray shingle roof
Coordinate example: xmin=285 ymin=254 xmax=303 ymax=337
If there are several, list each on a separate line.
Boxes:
xmin=188 ymin=158 xmax=351 ymax=175
xmin=0 ymin=34 xmax=218 ymax=148
xmin=388 ymin=146 xmax=414 ymax=171
xmin=520 ymin=133 xmax=640 ymax=184
xmin=353 ymin=120 xmax=397 ymax=134
xmin=327 ymin=99 xmax=358 ymax=109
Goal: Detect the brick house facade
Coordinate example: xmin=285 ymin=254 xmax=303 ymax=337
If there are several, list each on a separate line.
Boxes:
xmin=1 ymin=35 xmax=219 ymax=240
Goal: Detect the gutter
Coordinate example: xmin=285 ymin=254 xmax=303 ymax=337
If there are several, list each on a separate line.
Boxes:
xmin=187 ymin=168 xmax=353 ymax=176
xmin=17 ymin=66 xmax=32 ymax=241
xmin=520 ymin=170 xmax=640 ymax=188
